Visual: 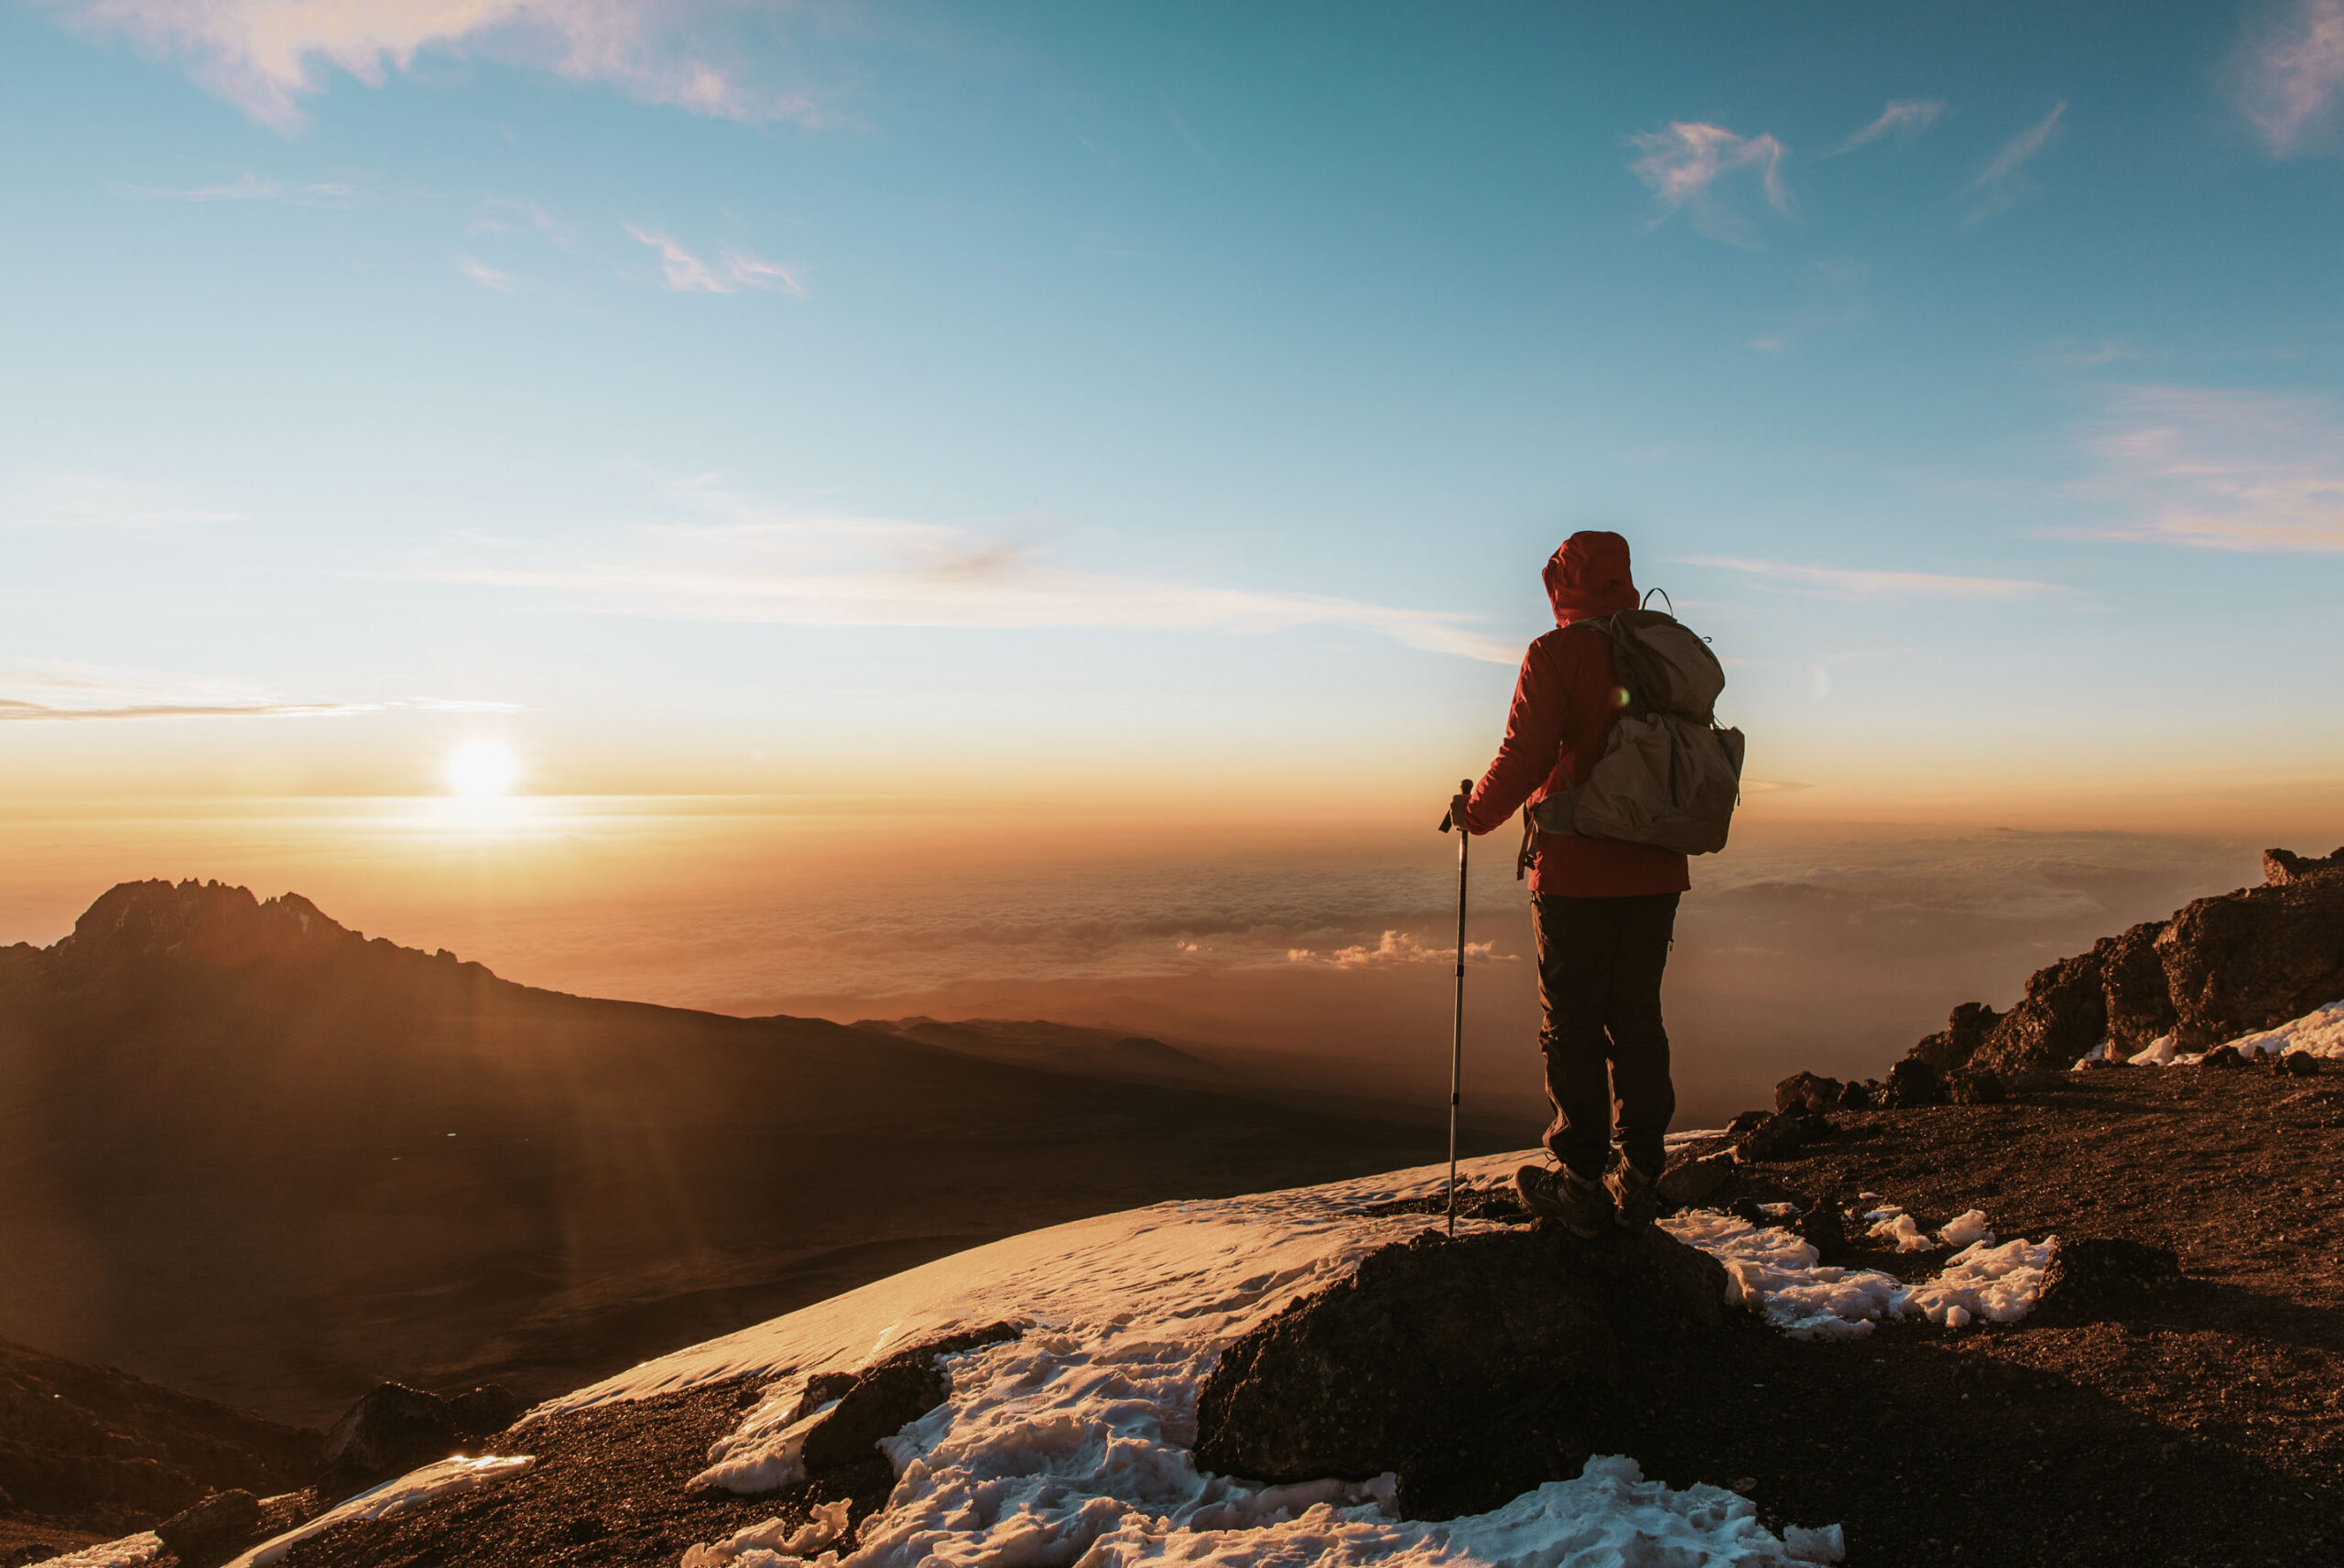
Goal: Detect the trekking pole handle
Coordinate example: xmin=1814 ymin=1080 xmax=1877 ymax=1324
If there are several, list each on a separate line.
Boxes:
xmin=1439 ymin=779 xmax=1471 ymax=834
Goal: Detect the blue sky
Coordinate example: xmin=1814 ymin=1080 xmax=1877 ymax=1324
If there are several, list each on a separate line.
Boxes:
xmin=4 ymin=0 xmax=2342 ymax=825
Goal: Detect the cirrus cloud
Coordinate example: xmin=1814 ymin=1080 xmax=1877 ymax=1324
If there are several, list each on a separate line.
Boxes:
xmin=428 ymin=478 xmax=1521 ymax=662
xmin=1679 ymin=557 xmax=2056 ymax=601
xmin=2076 ymin=384 xmax=2344 ymax=552
xmin=1626 ymin=122 xmax=1791 ymax=246
xmin=37 ymin=0 xmax=828 ymax=134
xmin=2234 ymin=0 xmax=2344 ymax=156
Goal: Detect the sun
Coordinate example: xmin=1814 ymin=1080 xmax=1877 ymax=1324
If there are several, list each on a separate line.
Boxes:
xmin=443 ymin=740 xmax=520 ymax=797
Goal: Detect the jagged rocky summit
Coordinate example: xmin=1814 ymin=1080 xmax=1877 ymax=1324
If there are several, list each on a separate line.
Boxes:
xmin=1770 ymin=845 xmax=2344 ymax=1113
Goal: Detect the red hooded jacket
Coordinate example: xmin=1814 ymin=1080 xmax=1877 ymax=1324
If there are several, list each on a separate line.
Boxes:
xmin=1460 ymin=531 xmax=1692 ymax=898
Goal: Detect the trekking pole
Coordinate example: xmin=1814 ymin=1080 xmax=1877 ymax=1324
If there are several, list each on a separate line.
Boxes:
xmin=1437 ymin=779 xmax=1470 ymax=1237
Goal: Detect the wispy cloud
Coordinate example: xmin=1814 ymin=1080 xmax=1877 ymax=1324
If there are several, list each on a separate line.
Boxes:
xmin=1 ymin=473 xmax=239 ymax=529
xmin=1967 ymin=100 xmax=2066 ymax=223
xmin=1286 ymin=930 xmax=1509 ymax=968
xmin=2235 ymin=0 xmax=2344 ymax=156
xmin=2077 ymin=384 xmax=2344 ymax=552
xmin=1832 ymin=98 xmax=1947 ymax=155
xmin=430 ymin=478 xmax=1519 ymax=662
xmin=120 ymin=172 xmax=361 ymax=205
xmin=625 ymin=225 xmax=805 ymax=295
xmin=1626 ymin=122 xmax=1791 ymax=246
xmin=0 ymin=664 xmax=517 ymax=722
xmin=1680 ymin=557 xmax=2056 ymax=601
xmin=38 ymin=0 xmax=829 ymax=135
xmin=458 ymin=254 xmax=520 ymax=293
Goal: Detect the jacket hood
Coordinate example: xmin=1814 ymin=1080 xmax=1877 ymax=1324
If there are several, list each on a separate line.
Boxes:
xmin=1543 ymin=530 xmax=1638 ymax=625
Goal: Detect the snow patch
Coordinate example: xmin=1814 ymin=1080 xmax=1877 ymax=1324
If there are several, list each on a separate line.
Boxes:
xmin=38 ymin=1534 xmax=163 ymax=1568
xmin=2219 ymin=999 xmax=2344 ymax=1060
xmin=683 ymin=1498 xmax=851 ymax=1567
xmin=571 ymin=1152 xmax=1840 ymax=1568
xmin=223 ymin=1455 xmax=535 ymax=1568
xmin=1861 ymin=1206 xmax=1937 ymax=1253
xmin=1663 ymin=1209 xmax=2055 ymax=1341
xmin=1901 ymin=1238 xmax=2057 ymax=1329
xmin=2120 ymin=1000 xmax=2344 ymax=1067
xmin=1937 ymin=1210 xmax=1994 ymax=1249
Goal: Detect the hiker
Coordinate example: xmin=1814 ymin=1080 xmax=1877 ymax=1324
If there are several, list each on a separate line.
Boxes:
xmin=1447 ymin=530 xmax=1693 ymax=1237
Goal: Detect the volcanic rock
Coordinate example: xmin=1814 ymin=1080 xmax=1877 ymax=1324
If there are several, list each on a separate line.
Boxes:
xmin=2100 ymin=920 xmax=2177 ymax=1050
xmin=2198 ymin=1045 xmax=2247 ymax=1069
xmin=2157 ymin=869 xmax=2344 ymax=1048
xmin=1190 ymin=1226 xmax=1732 ymax=1519
xmin=317 ymin=1381 xmax=520 ymax=1498
xmin=1906 ymin=1003 xmax=2002 ymax=1075
xmin=1734 ymin=1110 xmax=1819 ymax=1162
xmin=2032 ymin=1238 xmax=2186 ymax=1325
xmin=2263 ymin=846 xmax=2344 ymax=886
xmin=1657 ymin=1151 xmax=1733 ymax=1208
xmin=1773 ymin=1072 xmax=1842 ymax=1116
xmin=2281 ymin=1051 xmax=2321 ymax=1076
xmin=1947 ymin=1068 xmax=2007 ymax=1104
xmin=155 ymin=1488 xmax=262 ymax=1568
xmin=794 ymin=1324 xmax=1019 ymax=1474
xmin=1878 ymin=1058 xmax=1945 ymax=1108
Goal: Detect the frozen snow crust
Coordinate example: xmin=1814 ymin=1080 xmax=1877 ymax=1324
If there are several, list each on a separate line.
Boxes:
xmin=535 ymin=1154 xmax=1889 ymax=1568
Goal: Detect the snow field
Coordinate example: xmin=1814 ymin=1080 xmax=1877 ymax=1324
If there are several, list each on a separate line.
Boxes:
xmin=2077 ymin=998 xmax=2344 ymax=1068
xmin=559 ymin=1152 xmax=1842 ymax=1568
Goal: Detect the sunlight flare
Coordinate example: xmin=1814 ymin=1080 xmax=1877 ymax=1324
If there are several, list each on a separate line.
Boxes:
xmin=443 ymin=740 xmax=520 ymax=797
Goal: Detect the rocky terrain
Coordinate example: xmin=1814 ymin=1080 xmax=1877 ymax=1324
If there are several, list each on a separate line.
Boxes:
xmin=9 ymin=849 xmax=2340 ymax=1566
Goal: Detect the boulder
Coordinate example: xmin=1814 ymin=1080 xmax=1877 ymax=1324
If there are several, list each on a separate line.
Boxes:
xmin=1837 ymin=1080 xmax=1875 ymax=1109
xmin=1773 ymin=1072 xmax=1842 ymax=1116
xmin=318 ymin=1380 xmax=531 ymax=1497
xmin=2033 ymin=1238 xmax=2185 ymax=1324
xmin=1906 ymin=1003 xmax=2002 ymax=1075
xmin=1946 ymin=1068 xmax=2006 ymax=1105
xmin=795 ymin=1324 xmax=1021 ymax=1475
xmin=155 ymin=1489 xmax=262 ymax=1568
xmin=1877 ymin=1058 xmax=1944 ymax=1108
xmin=2263 ymin=846 xmax=2344 ymax=886
xmin=1657 ymin=1151 xmax=1733 ymax=1208
xmin=1191 ymin=1226 xmax=1732 ymax=1519
xmin=2197 ymin=1044 xmax=2247 ymax=1069
xmin=1733 ymin=1110 xmax=1819 ymax=1162
xmin=318 ymin=1384 xmax=468 ymax=1497
xmin=2157 ymin=867 xmax=2344 ymax=1048
xmin=2281 ymin=1050 xmax=2322 ymax=1076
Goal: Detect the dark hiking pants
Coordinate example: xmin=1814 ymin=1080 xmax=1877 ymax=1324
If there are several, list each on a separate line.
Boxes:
xmin=1532 ymin=890 xmax=1680 ymax=1181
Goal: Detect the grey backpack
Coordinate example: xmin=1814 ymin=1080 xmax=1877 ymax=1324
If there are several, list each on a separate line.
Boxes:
xmin=1520 ymin=605 xmax=1746 ymax=870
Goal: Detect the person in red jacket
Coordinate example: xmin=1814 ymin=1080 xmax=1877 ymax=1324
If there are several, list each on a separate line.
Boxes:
xmin=1447 ymin=530 xmax=1689 ymax=1237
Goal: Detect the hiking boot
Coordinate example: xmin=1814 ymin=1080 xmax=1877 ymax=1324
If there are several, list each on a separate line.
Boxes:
xmin=1605 ymin=1159 xmax=1661 ymax=1228
xmin=1514 ymin=1163 xmax=1612 ymax=1238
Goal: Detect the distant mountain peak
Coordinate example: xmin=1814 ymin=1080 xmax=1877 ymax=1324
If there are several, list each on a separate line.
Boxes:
xmin=58 ymin=878 xmax=353 ymax=964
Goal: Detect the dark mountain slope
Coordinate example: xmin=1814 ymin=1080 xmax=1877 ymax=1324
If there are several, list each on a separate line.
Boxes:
xmin=0 ymin=881 xmax=1460 ymax=1426
xmin=0 ymin=1335 xmax=319 ymax=1541
xmin=852 ymin=1016 xmax=1222 ymax=1087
